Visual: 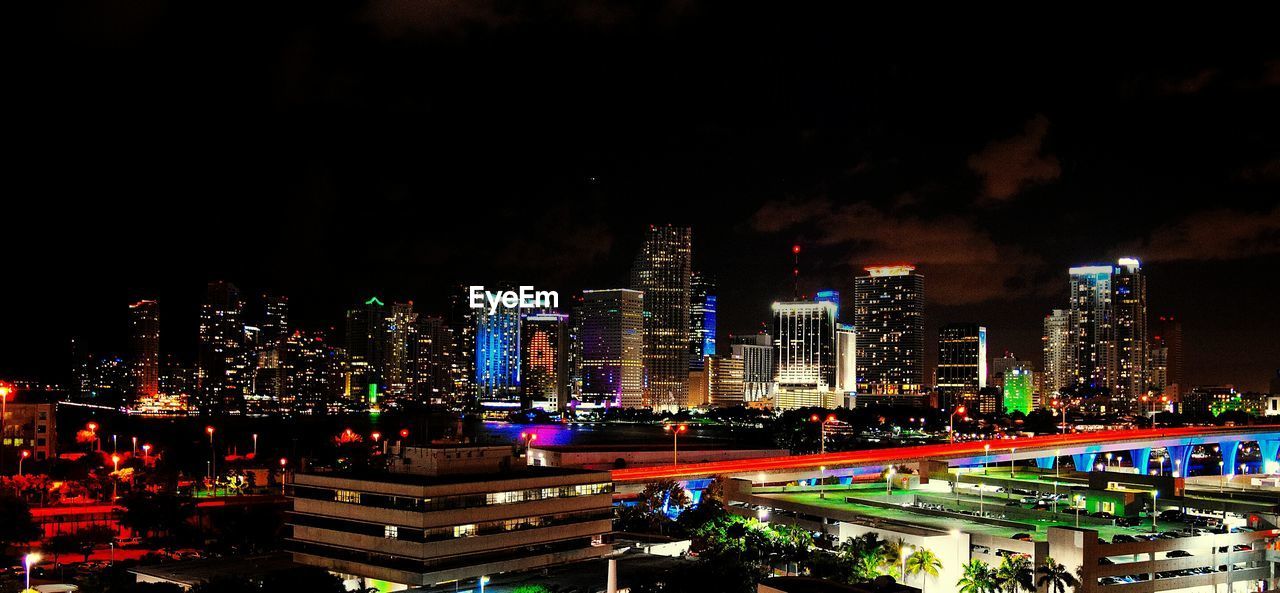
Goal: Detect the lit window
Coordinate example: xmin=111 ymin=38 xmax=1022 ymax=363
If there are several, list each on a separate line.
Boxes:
xmin=454 ymin=524 xmax=477 ymax=538
xmin=335 ymin=489 xmax=360 ymax=504
xmin=384 ymin=525 xmax=398 ymax=539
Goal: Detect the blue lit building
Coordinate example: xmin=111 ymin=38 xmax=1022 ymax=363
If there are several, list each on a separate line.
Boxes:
xmin=476 ymin=299 xmax=522 ymax=409
xmin=689 ymin=272 xmax=717 ymax=371
xmin=814 ymin=289 xmax=840 ymax=322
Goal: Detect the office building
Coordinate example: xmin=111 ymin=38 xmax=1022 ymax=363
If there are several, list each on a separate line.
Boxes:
xmin=346 ymin=297 xmax=388 ymax=404
xmin=475 ymin=291 xmax=522 ymax=410
xmin=835 ymin=324 xmax=857 ymax=407
xmin=260 ymin=293 xmax=290 ymax=345
xmin=1003 ymin=367 xmax=1035 ymax=414
xmin=689 ymin=272 xmax=717 ymax=371
xmin=286 ymin=444 xmax=613 ymax=588
xmin=385 ymin=302 xmax=419 ymax=399
xmin=630 ymin=224 xmax=692 ymax=410
xmin=706 ymin=355 xmax=745 ymax=408
xmin=853 ymin=265 xmax=925 ymax=404
xmin=814 ymin=290 xmax=841 ymax=322
xmin=1042 ymin=309 xmax=1071 ymax=397
xmin=936 ymin=323 xmax=986 ymax=410
xmin=577 ymin=289 xmax=644 ymax=409
xmin=413 ymin=315 xmax=454 ymax=405
xmin=1150 ymin=315 xmax=1184 ymax=400
xmin=1113 ymin=258 xmax=1148 ymax=407
xmin=198 ymin=281 xmax=250 ymax=413
xmin=447 ymin=291 xmax=477 ymax=408
xmin=732 ymin=334 xmax=774 ymax=405
xmin=128 ymin=299 xmax=160 ymax=405
xmin=0 ymin=392 xmax=56 ymax=462
xmin=1067 ymin=259 xmax=1149 ymax=412
xmin=521 ymin=313 xmax=569 ymax=412
xmin=772 ymin=300 xmax=838 ymax=410
xmin=283 ymin=330 xmax=343 ymax=414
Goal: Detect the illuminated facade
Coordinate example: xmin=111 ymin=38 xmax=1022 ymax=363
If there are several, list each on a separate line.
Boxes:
xmin=260 ymin=292 xmax=289 ymax=344
xmin=732 ymin=334 xmax=774 ymax=404
xmin=521 ymin=313 xmax=569 ymax=412
xmin=630 ymin=224 xmax=692 ymax=410
xmin=1003 ymin=367 xmax=1034 ymax=414
xmin=1067 ymin=258 xmax=1148 ymax=412
xmin=854 ymin=265 xmax=925 ymax=404
xmin=128 ymin=299 xmax=160 ymax=405
xmin=1150 ymin=315 xmax=1183 ymax=399
xmin=413 ymin=315 xmax=454 ymax=405
xmin=1042 ymin=309 xmax=1071 ymax=397
xmin=475 ymin=293 xmax=522 ymax=409
xmin=814 ymin=290 xmax=841 ymax=321
xmin=198 ymin=281 xmax=249 ymax=413
xmin=385 ymin=301 xmax=419 ymax=399
xmin=283 ymin=330 xmax=343 ymax=414
xmin=706 ymin=355 xmax=745 ymax=408
xmin=577 ymin=289 xmax=644 ymax=409
xmin=689 ymin=272 xmax=717 ymax=371
xmin=345 ymin=297 xmax=387 ymax=402
xmin=1113 ymin=258 xmax=1148 ymax=408
xmin=936 ymin=323 xmax=986 ymax=410
xmin=772 ymin=300 xmax=837 ymax=410
xmin=835 ymin=324 xmax=857 ymax=407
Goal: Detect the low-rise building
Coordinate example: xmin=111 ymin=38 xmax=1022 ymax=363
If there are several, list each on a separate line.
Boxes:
xmin=286 ymin=443 xmax=614 ymax=588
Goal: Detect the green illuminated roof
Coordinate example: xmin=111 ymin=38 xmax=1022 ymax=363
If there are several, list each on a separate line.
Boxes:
xmin=365 ymin=296 xmax=384 ymax=306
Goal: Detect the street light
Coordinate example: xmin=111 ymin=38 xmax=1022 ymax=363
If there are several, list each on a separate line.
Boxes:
xmin=131 ymin=436 xmax=137 ymax=455
xmin=949 ymin=406 xmax=966 ymax=444
xmin=0 ymin=384 xmax=9 ymax=475
xmin=111 ymin=454 xmax=121 ymax=500
xmin=479 ymin=575 xmax=490 ymax=593
xmin=1151 ymin=490 xmax=1159 ymax=533
xmin=663 ymin=424 xmax=687 ymax=466
xmin=518 ymin=432 xmax=537 ymax=457
xmin=810 ymin=414 xmax=837 ymax=454
xmin=371 ymin=431 xmax=381 ymax=443
xmin=1009 ymin=447 xmax=1016 ymax=499
xmin=142 ymin=443 xmax=151 ymax=464
xmin=984 ymin=444 xmax=990 ymax=475
xmin=1219 ymin=460 xmax=1225 ymax=493
xmin=886 ymin=466 xmax=895 ymax=495
xmin=252 ymin=433 xmax=259 ymax=457
xmin=900 ymin=545 xmax=914 ymax=584
xmin=206 ymin=426 xmax=216 ymax=497
xmin=19 ymin=450 xmax=30 ymax=476
xmin=24 ymin=553 xmax=40 ymax=592
xmin=1174 ymin=457 xmax=1181 ymax=478
xmin=279 ymin=458 xmax=288 ymax=495
xmin=1105 ymin=452 xmax=1113 ymax=470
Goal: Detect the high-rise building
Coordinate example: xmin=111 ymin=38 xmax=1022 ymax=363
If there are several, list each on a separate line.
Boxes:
xmin=413 ymin=315 xmax=454 ymax=405
xmin=936 ymin=323 xmax=986 ymax=410
xmin=630 ymin=224 xmax=692 ymax=410
xmin=1113 ymin=258 xmax=1148 ymax=407
xmin=475 ymin=292 xmax=521 ymax=410
xmin=772 ymin=300 xmax=838 ymax=410
xmin=89 ymin=355 xmax=132 ymax=407
xmin=706 ymin=355 xmax=745 ymax=408
xmin=385 ymin=302 xmax=419 ymax=399
xmin=1150 ymin=315 xmax=1184 ymax=399
xmin=198 ymin=281 xmax=249 ymax=413
xmin=283 ymin=330 xmax=343 ymax=414
xmin=522 ymin=313 xmax=569 ymax=412
xmin=732 ymin=334 xmax=774 ymax=405
xmin=835 ymin=324 xmax=857 ymax=407
xmin=814 ymin=290 xmax=841 ymax=322
xmin=260 ymin=293 xmax=289 ymax=344
xmin=1042 ymin=309 xmax=1071 ymax=397
xmin=1003 ymin=367 xmax=1035 ymax=415
xmin=128 ymin=299 xmax=160 ymax=405
xmin=577 ymin=289 xmax=644 ymax=409
xmin=689 ymin=272 xmax=717 ymax=371
xmin=854 ymin=265 xmax=926 ymax=404
xmin=447 ymin=290 xmax=478 ymax=408
xmin=345 ymin=297 xmax=388 ymax=403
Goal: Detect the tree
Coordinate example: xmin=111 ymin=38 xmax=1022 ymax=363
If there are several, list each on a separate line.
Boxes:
xmin=0 ymin=494 xmax=40 ymax=551
xmin=957 ymin=558 xmax=996 ymax=593
xmin=995 ymin=554 xmax=1035 ymax=593
xmin=1036 ymin=556 xmax=1080 ymax=593
xmin=46 ymin=532 xmax=81 ymax=567
xmin=74 ymin=525 xmax=119 ymax=562
xmin=906 ymin=547 xmax=943 ymax=592
xmin=118 ymin=490 xmax=195 ymax=542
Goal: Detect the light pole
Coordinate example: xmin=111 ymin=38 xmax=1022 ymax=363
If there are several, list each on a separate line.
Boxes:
xmin=87 ymin=422 xmax=100 ymax=452
xmin=206 ymin=426 xmax=216 ymax=497
xmin=1174 ymin=457 xmax=1181 ymax=478
xmin=811 ymin=414 xmax=836 ymax=454
xmin=1053 ymin=448 xmax=1061 ymax=517
xmin=142 ymin=444 xmax=151 ymax=465
xmin=132 ymin=436 xmax=137 ymax=455
xmin=984 ymin=444 xmax=990 ymax=475
xmin=886 ymin=467 xmax=895 ymax=495
xmin=24 ymin=553 xmax=40 ymax=592
xmin=1151 ymin=490 xmax=1158 ymax=533
xmin=663 ymin=424 xmax=687 ymax=466
xmin=1219 ymin=460 xmax=1225 ymax=493
xmin=518 ymin=431 xmax=537 ymax=457
xmin=949 ymin=406 xmax=966 ymax=444
xmin=1008 ymin=448 xmax=1016 ymax=499
xmin=479 ymin=575 xmax=490 ymax=593
xmin=279 ymin=458 xmax=288 ymax=495
xmin=19 ymin=450 xmax=30 ymax=476
xmin=252 ymin=433 xmax=258 ymax=457
xmin=111 ymin=454 xmax=121 ymax=500
xmin=1105 ymin=452 xmax=1113 ymax=470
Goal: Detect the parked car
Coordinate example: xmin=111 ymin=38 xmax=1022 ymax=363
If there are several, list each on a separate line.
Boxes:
xmin=1112 ymin=534 xmax=1138 ymax=543
xmin=1167 ymin=550 xmax=1193 ymax=558
xmin=1115 ymin=516 xmax=1142 ymax=527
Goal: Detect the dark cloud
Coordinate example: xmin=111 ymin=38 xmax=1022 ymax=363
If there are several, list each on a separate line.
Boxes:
xmin=967 ymin=115 xmax=1061 ymax=202
xmin=1123 ymin=206 xmax=1280 ymax=262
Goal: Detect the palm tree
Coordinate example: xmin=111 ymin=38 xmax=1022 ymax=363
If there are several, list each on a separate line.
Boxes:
xmin=957 ymin=558 xmax=996 ymax=593
xmin=905 ymin=547 xmax=944 ymax=592
xmin=852 ymin=552 xmax=884 ymax=583
xmin=995 ymin=554 xmax=1035 ymax=593
xmin=1036 ymin=556 xmax=1080 ymax=593
xmin=881 ymin=538 xmax=909 ymax=579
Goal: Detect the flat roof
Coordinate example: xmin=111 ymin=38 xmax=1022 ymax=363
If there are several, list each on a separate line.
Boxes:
xmin=130 ymin=553 xmax=301 ymax=586
xmin=298 ymin=464 xmax=608 ymax=488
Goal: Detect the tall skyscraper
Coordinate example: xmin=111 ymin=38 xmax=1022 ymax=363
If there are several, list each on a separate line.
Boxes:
xmin=835 ymin=324 xmax=857 ymax=407
xmin=521 ymin=313 xmax=569 ymax=412
xmin=772 ymin=300 xmax=838 ymax=409
xmin=385 ymin=301 xmax=419 ymax=399
xmin=260 ymin=293 xmax=289 ymax=344
xmin=1042 ymin=309 xmax=1071 ymax=397
xmin=413 ymin=315 xmax=454 ymax=405
xmin=732 ymin=334 xmax=774 ymax=405
xmin=705 ymin=355 xmax=745 ymax=408
xmin=1150 ymin=314 xmax=1184 ymax=399
xmin=1067 ymin=258 xmax=1148 ymax=412
xmin=282 ymin=330 xmax=343 ymax=414
xmin=688 ymin=272 xmax=717 ymax=371
xmin=1003 ymin=367 xmax=1034 ymax=415
xmin=630 ymin=224 xmax=692 ymax=410
xmin=198 ymin=281 xmax=249 ymax=413
xmin=475 ymin=292 xmax=521 ymax=410
xmin=577 ymin=289 xmax=644 ymax=409
xmin=448 ymin=290 xmax=478 ymax=407
xmin=814 ymin=290 xmax=841 ymax=322
xmin=345 ymin=297 xmax=388 ymax=402
xmin=936 ymin=323 xmax=987 ymax=410
xmin=128 ymin=299 xmax=160 ymax=405
xmin=854 ymin=265 xmax=926 ymax=404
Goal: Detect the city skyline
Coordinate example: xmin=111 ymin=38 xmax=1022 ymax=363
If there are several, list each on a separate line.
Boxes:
xmin=5 ymin=6 xmax=1278 ymax=391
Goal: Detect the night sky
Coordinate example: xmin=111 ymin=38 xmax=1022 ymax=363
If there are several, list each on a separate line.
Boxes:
xmin=7 ymin=4 xmax=1278 ymax=391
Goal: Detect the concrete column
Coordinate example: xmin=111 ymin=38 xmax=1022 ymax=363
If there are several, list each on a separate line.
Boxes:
xmin=1219 ymin=440 xmax=1241 ymax=476
xmin=1128 ymin=448 xmax=1152 ymax=475
xmin=1260 ymin=440 xmax=1280 ymax=469
xmin=607 ymin=558 xmax=618 ymax=593
xmin=1071 ymin=453 xmax=1097 ymax=472
xmin=1166 ymin=445 xmax=1194 ymax=477
xmin=1035 ymin=456 xmax=1056 ymax=470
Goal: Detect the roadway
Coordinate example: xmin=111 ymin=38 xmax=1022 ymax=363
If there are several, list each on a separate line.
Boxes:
xmin=610 ymin=425 xmax=1280 ymax=484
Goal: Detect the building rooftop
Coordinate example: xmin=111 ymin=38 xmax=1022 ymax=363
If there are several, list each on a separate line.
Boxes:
xmin=130 ymin=553 xmax=302 ymax=587
xmin=298 ymin=464 xmax=607 ymax=487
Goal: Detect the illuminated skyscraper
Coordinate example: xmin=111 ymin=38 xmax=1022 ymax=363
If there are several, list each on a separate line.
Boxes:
xmin=1003 ymin=367 xmax=1034 ymax=415
xmin=772 ymin=300 xmax=837 ymax=409
xmin=835 ymin=324 xmax=857 ymax=407
xmin=1113 ymin=258 xmax=1148 ymax=407
xmin=1067 ymin=258 xmax=1148 ymax=412
xmin=936 ymin=323 xmax=986 ymax=410
xmin=630 ymin=224 xmax=692 ymax=410
xmin=448 ymin=290 xmax=477 ymax=406
xmin=475 ymin=292 xmax=521 ymax=410
xmin=198 ymin=281 xmax=249 ymax=413
xmin=578 ymin=289 xmax=644 ymax=409
xmin=385 ymin=301 xmax=419 ymax=399
xmin=705 ymin=355 xmax=745 ymax=408
xmin=814 ymin=290 xmax=841 ymax=322
xmin=282 ymin=330 xmax=343 ymax=414
xmin=260 ymin=293 xmax=289 ymax=344
xmin=1150 ymin=314 xmax=1183 ymax=399
xmin=413 ymin=315 xmax=454 ymax=405
xmin=1042 ymin=309 xmax=1071 ymax=397
xmin=521 ymin=313 xmax=569 ymax=412
xmin=731 ymin=334 xmax=773 ymax=404
xmin=689 ymin=272 xmax=717 ymax=371
xmin=345 ymin=297 xmax=387 ymax=402
xmin=854 ymin=265 xmax=925 ymax=404
xmin=128 ymin=299 xmax=160 ymax=404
